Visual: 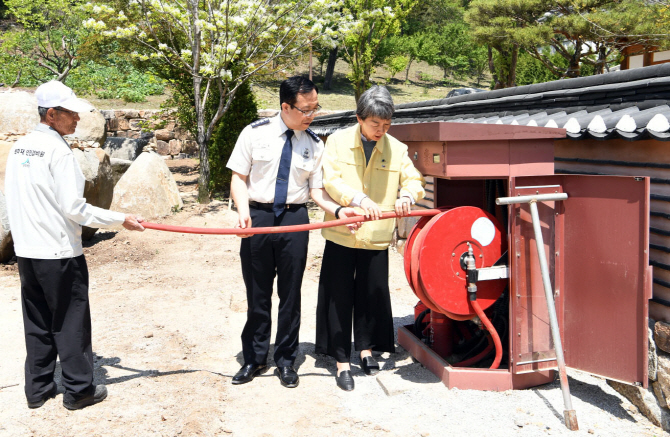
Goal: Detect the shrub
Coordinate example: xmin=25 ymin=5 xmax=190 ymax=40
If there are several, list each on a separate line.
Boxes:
xmin=167 ymin=77 xmax=258 ymax=195
xmin=209 ymin=81 xmax=258 ymax=193
xmin=66 ymin=60 xmax=164 ymax=101
xmin=516 ymin=50 xmax=598 ymax=86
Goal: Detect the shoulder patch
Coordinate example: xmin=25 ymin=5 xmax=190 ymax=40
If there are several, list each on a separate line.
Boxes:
xmin=251 ymin=118 xmax=270 ymax=128
xmin=305 ymin=128 xmax=321 ymax=143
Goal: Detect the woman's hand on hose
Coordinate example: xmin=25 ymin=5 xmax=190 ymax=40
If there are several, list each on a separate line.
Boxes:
xmin=395 ymin=196 xmax=412 ymax=217
xmin=337 ymin=207 xmax=365 ymax=233
xmin=360 ymin=197 xmax=382 ymax=221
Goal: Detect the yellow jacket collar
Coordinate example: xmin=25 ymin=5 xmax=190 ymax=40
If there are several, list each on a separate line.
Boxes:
xmin=350 ymin=124 xmax=387 ymax=153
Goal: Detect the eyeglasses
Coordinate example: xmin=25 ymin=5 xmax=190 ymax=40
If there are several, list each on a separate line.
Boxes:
xmin=291 ymin=104 xmax=321 ymax=117
xmin=54 ymin=107 xmax=78 ymax=115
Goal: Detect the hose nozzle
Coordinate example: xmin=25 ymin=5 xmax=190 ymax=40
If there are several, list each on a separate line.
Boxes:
xmin=465 ymin=242 xmax=478 ymax=301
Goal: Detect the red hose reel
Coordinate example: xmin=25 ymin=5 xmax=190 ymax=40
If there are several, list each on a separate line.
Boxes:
xmin=405 ymin=206 xmax=507 ymax=368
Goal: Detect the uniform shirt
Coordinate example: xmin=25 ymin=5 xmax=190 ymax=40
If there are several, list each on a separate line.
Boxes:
xmin=226 ymin=115 xmax=324 ymax=204
xmin=5 ymin=123 xmax=125 ymax=260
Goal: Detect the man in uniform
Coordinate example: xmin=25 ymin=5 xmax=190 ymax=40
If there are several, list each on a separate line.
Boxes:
xmin=5 ymin=80 xmax=145 ymax=410
xmin=227 ymin=76 xmax=360 ymax=388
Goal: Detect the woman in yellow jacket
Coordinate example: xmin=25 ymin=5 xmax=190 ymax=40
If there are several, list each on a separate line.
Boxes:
xmin=316 ymin=86 xmax=425 ymax=391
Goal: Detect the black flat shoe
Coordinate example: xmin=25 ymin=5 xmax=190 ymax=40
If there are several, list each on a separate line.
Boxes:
xmin=274 ymin=366 xmax=299 ymax=388
xmin=336 ymin=370 xmax=354 ymax=391
xmin=27 ymin=385 xmax=57 ymax=409
xmin=232 ymin=363 xmax=268 ymax=385
xmin=361 ymin=356 xmax=380 ymax=375
xmin=63 ymin=385 xmax=107 ymax=410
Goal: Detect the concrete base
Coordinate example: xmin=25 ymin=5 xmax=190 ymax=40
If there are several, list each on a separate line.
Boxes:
xmin=398 ymin=326 xmax=556 ymax=391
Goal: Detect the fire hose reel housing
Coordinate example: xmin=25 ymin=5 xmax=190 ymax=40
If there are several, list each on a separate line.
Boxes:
xmin=389 ymin=121 xmax=651 ymax=394
xmin=405 ymin=207 xmax=507 ymax=320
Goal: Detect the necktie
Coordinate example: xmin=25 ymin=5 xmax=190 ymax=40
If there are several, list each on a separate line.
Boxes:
xmin=273 ymin=129 xmax=294 ymax=216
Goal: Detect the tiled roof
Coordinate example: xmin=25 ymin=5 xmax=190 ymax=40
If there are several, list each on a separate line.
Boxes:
xmin=310 ymin=63 xmax=670 ymax=141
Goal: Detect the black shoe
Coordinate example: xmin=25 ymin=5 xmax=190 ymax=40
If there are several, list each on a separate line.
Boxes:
xmin=361 ymin=356 xmax=380 ymax=376
xmin=63 ymin=385 xmax=107 ymax=410
xmin=27 ymin=385 xmax=57 ymax=409
xmin=232 ymin=363 xmax=268 ymax=385
xmin=274 ymin=366 xmax=299 ymax=388
xmin=336 ymin=370 xmax=354 ymax=391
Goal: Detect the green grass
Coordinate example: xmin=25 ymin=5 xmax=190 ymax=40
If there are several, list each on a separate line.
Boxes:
xmin=252 ymin=58 xmax=491 ymax=112
xmin=84 ymin=92 xmax=170 ymax=110
xmin=79 ymin=57 xmax=490 ymax=111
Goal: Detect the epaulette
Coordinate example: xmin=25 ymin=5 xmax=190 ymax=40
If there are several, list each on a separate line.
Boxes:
xmin=305 ymin=128 xmax=321 ymax=143
xmin=251 ymin=118 xmax=270 ymax=128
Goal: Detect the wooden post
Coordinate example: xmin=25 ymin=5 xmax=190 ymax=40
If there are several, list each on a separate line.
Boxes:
xmin=309 ymin=42 xmax=313 ymax=81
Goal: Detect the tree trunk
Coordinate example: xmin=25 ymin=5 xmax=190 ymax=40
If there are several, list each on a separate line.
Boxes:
xmin=566 ymin=43 xmax=581 ymax=78
xmin=507 ymin=44 xmax=519 ymax=88
xmin=323 ymin=47 xmax=338 ymax=90
xmin=11 ymin=69 xmax=22 ymax=88
xmin=197 ymin=133 xmax=211 ymax=204
xmin=193 ymin=75 xmax=211 ymax=204
xmin=404 ymin=58 xmax=414 ymax=82
xmin=488 ymin=46 xmax=503 ymax=90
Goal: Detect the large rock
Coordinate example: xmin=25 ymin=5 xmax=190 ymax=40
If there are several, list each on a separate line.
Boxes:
xmin=101 ymin=134 xmax=153 ymax=161
xmin=155 ymin=128 xmax=174 ymax=141
xmin=73 ymin=148 xmax=115 ymax=240
xmin=67 ymin=108 xmax=106 ymax=145
xmin=110 ymin=158 xmax=132 ymax=187
xmin=110 ymin=152 xmax=183 ymax=219
xmin=0 ymin=91 xmax=39 ymax=135
xmin=398 ymin=215 xmax=421 ymax=239
xmin=608 ymin=379 xmax=670 ymax=431
xmin=0 ymin=190 xmax=14 ymax=262
xmin=0 ymin=140 xmax=13 ymax=192
xmin=655 ymin=353 xmax=670 ymax=408
xmin=396 ymin=238 xmax=407 ymax=256
xmin=650 ymin=322 xmax=659 ymax=381
xmin=656 ymin=321 xmax=670 ymax=354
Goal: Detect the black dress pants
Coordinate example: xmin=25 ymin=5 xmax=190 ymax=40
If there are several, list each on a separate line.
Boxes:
xmin=315 ymin=240 xmax=395 ymax=363
xmin=18 ymin=255 xmax=95 ymax=404
xmin=240 ymin=205 xmax=309 ymax=367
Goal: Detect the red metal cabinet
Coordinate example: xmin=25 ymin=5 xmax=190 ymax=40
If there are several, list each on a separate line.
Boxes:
xmin=394 ymin=123 xmax=651 ymax=391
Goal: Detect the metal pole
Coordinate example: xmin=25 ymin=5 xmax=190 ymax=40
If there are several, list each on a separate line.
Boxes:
xmin=497 ymin=192 xmax=579 ymax=431
xmin=528 ymin=200 xmax=578 ymax=431
xmin=496 ymin=193 xmax=568 ymax=205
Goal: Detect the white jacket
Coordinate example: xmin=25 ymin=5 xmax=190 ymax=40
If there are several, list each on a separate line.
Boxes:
xmin=5 ymin=123 xmax=125 ymax=259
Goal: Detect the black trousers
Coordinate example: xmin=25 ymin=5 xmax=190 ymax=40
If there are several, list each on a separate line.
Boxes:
xmin=18 ymin=255 xmax=95 ymax=404
xmin=315 ymin=241 xmax=395 ymax=363
xmin=240 ymin=205 xmax=309 ymax=367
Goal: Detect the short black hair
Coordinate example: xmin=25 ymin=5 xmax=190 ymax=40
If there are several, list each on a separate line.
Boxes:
xmin=279 ymin=76 xmax=318 ymax=107
xmin=38 ymin=106 xmax=49 ymax=121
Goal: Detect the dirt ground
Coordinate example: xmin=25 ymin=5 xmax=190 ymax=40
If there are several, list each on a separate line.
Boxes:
xmin=0 ymin=159 xmax=665 ymax=437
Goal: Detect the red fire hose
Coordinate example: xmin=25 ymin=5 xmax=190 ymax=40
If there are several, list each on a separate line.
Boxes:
xmin=143 ymin=207 xmax=503 ymax=369
xmin=471 ymin=300 xmax=503 ymax=369
xmin=453 ymin=333 xmax=494 ymax=368
xmin=141 ymin=209 xmax=443 ymax=235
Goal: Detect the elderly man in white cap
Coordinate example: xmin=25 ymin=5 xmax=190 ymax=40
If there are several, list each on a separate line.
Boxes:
xmin=5 ymin=81 xmax=145 ymax=410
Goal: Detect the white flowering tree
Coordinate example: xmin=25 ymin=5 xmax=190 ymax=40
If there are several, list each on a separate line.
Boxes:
xmin=87 ymin=0 xmax=346 ymax=203
xmin=340 ymin=0 xmax=416 ymax=101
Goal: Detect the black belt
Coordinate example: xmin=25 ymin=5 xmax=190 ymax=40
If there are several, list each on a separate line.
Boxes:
xmin=249 ymin=201 xmax=306 ymax=211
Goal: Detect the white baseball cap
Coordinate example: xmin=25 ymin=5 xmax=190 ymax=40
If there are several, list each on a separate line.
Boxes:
xmin=35 ymin=80 xmax=94 ymax=113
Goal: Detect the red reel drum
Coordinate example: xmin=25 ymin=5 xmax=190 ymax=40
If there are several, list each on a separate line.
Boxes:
xmin=415 ymin=206 xmax=507 ymax=319
xmin=404 ymin=215 xmax=435 ymax=303
xmin=409 ymin=212 xmax=448 ymax=314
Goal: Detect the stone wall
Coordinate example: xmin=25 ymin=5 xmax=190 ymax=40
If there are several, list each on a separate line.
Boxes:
xmin=101 ymin=109 xmax=199 ymax=158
